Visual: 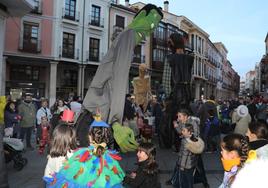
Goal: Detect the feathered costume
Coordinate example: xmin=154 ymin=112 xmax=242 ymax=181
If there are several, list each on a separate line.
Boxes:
xmin=44 ymin=114 xmax=125 ymax=188
xmin=44 ymin=146 xmax=125 ymax=188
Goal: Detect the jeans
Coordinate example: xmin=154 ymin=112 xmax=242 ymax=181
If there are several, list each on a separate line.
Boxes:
xmin=20 ymin=126 xmax=33 ymax=147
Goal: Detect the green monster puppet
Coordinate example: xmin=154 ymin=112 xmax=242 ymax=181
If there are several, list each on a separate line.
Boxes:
xmin=82 ymin=4 xmax=163 ymax=124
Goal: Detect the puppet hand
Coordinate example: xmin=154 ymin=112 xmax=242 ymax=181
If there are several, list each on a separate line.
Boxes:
xmin=112 ymin=122 xmax=139 ymax=153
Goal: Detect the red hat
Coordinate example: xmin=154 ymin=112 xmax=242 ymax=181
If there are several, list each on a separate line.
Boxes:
xmin=61 ymin=109 xmax=74 ymax=122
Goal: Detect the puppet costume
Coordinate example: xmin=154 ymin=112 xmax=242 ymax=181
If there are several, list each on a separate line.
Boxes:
xmin=133 ymin=64 xmax=152 ymax=112
xmin=39 ymin=123 xmax=50 ymax=154
xmin=112 ymin=122 xmax=139 ymax=153
xmin=169 ymin=54 xmax=194 ymax=110
xmin=44 ymin=114 xmax=125 ymax=188
xmin=82 ymin=4 xmax=163 ymax=123
xmin=44 ymin=146 xmax=125 ymax=188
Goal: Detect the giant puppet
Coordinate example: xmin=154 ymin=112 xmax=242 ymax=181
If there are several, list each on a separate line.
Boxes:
xmin=82 ymin=4 xmax=163 ymax=123
xmin=164 ymin=33 xmax=194 ymax=111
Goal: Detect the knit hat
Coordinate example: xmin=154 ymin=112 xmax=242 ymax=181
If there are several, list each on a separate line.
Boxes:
xmin=237 ymin=105 xmax=248 ymax=118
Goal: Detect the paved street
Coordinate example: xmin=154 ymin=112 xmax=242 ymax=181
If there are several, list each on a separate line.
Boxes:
xmin=6 ymin=138 xmax=223 ymax=188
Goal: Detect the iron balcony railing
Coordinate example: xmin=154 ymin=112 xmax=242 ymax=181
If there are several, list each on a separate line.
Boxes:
xmin=62 ymin=8 xmax=80 ymax=22
xmin=18 ymin=36 xmax=41 ymax=53
xmin=88 ymin=15 xmax=104 ymax=28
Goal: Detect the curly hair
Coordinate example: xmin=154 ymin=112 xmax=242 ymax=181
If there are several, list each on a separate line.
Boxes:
xmin=89 ymin=127 xmax=114 ymax=148
xmin=222 ymin=133 xmax=249 ymax=165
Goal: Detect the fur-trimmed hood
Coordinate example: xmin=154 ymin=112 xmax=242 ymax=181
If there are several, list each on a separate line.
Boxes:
xmin=185 ymin=137 xmax=205 ymax=154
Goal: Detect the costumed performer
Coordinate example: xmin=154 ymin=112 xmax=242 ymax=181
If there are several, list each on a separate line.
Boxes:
xmin=44 ymin=114 xmax=125 ymax=188
xmin=82 ymin=4 xmax=163 ymax=124
xmin=133 ymin=64 xmax=152 ymax=112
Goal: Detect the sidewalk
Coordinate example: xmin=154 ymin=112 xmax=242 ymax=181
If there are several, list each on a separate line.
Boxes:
xmin=7 ymin=144 xmax=223 ymax=188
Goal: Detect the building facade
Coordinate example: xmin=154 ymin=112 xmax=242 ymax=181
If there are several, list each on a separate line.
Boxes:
xmin=2 ymin=0 xmax=240 ymax=104
xmin=4 ymin=0 xmax=54 ymax=102
xmin=259 ymin=33 xmax=268 ymax=97
xmin=3 ymin=0 xmax=111 ymax=105
xmin=245 ymin=70 xmax=256 ymax=95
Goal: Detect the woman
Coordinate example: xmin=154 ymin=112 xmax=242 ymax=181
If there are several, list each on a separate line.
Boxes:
xmin=4 ymin=101 xmax=21 ymax=138
xmin=51 ymin=99 xmax=69 ymax=115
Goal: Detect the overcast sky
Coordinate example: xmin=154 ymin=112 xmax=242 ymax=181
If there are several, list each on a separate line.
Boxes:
xmin=126 ymin=0 xmax=268 ymax=78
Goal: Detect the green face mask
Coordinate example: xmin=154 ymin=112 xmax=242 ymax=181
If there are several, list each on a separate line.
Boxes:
xmin=128 ymin=4 xmax=163 ymax=44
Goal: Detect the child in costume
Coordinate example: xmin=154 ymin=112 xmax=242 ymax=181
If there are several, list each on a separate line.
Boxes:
xmin=219 ymin=134 xmax=249 ymax=188
xmin=39 ymin=116 xmax=50 ymax=154
xmin=123 ymin=142 xmax=160 ymax=188
xmin=44 ymin=124 xmax=77 ymax=178
xmin=44 ymin=114 xmax=125 ymax=188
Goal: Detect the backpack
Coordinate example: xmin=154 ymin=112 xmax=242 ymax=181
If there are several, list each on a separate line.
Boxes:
xmin=204 ymin=116 xmax=220 ymax=137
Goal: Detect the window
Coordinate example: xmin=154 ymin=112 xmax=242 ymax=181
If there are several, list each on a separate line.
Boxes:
xmin=10 ymin=65 xmax=40 ymax=81
xmin=65 ymin=0 xmax=76 ymax=20
xmin=62 ymin=32 xmax=75 ymax=58
xmin=115 ymin=15 xmax=125 ymax=28
xmin=155 ymin=23 xmax=165 ymax=41
xmin=22 ymin=22 xmax=39 ymax=53
xmin=191 ymin=34 xmax=194 ymax=50
xmin=89 ymin=38 xmax=100 ymax=62
xmin=91 ymin=5 xmax=101 ymax=26
xmin=63 ymin=70 xmax=77 ymax=86
xmin=133 ymin=45 xmax=142 ymax=63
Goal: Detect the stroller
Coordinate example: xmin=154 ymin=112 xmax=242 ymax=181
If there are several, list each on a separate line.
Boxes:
xmin=3 ymin=137 xmax=28 ymax=171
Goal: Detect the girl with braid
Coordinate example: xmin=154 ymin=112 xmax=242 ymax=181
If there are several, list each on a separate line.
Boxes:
xmin=219 ymin=134 xmax=249 ymax=188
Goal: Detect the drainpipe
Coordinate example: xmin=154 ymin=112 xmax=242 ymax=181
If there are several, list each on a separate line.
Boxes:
xmin=80 ymin=0 xmax=86 ymax=98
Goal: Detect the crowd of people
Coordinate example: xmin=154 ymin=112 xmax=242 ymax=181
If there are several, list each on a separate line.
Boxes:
xmin=2 ymin=93 xmax=268 ymax=188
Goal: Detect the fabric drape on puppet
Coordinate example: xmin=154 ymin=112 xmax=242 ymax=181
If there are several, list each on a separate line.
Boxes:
xmin=83 ymin=29 xmax=136 ymax=123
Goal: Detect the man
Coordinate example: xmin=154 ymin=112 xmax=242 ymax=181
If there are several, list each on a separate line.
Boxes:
xmin=18 ymin=94 xmax=37 ymax=150
xmin=70 ymin=96 xmax=82 ymax=121
xmin=36 ymin=99 xmax=52 ymax=144
xmin=123 ymin=94 xmax=135 ymax=121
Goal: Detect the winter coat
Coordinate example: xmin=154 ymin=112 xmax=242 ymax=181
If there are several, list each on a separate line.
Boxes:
xmin=232 ymin=110 xmax=251 ymax=136
xmin=4 ymin=110 xmax=19 ymax=128
xmin=123 ymin=160 xmax=160 ymax=188
xmin=18 ymin=101 xmax=36 ymax=128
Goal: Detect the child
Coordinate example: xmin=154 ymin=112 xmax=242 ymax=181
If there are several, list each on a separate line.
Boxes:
xmin=219 ymin=133 xmax=249 ymax=188
xmin=246 ymin=121 xmax=268 ymax=150
xmin=39 ymin=116 xmax=50 ymax=154
xmin=141 ymin=119 xmax=153 ymax=143
xmin=43 ymin=124 xmax=77 ymax=178
xmin=44 ymin=113 xmax=125 ymax=188
xmin=172 ymin=123 xmax=199 ymax=188
xmin=123 ymin=142 xmax=161 ymax=188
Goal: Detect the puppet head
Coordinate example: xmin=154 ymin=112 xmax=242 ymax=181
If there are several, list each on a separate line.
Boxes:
xmin=128 ymin=4 xmax=163 ymax=43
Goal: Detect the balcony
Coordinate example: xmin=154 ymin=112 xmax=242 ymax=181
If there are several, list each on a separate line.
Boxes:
xmin=59 ymin=46 xmax=79 ymax=60
xmin=62 ymin=8 xmax=80 ymax=23
xmin=88 ymin=15 xmax=104 ymax=28
xmin=31 ymin=0 xmax=42 ymax=14
xmin=153 ymin=37 xmax=167 ymax=47
xmin=18 ymin=37 xmax=41 ymax=53
xmin=112 ymin=25 xmax=124 ymax=41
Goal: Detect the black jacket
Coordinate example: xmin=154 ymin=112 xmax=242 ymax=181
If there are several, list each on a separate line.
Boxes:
xmin=249 ymin=139 xmax=268 ymax=150
xmin=123 ymin=160 xmax=161 ymax=188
